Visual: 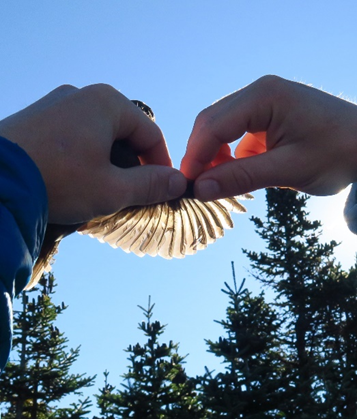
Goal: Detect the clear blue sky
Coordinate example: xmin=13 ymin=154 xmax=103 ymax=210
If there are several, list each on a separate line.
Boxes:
xmin=2 ymin=0 xmax=357 ymax=413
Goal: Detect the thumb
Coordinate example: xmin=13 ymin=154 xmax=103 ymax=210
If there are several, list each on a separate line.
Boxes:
xmin=108 ymin=165 xmax=187 ymax=209
xmin=193 ymin=147 xmax=300 ymax=200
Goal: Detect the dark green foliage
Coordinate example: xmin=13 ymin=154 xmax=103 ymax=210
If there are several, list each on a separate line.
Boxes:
xmin=94 ymin=188 xmax=357 ymax=418
xmin=199 ymin=263 xmax=284 ymax=418
xmin=314 ymin=264 xmax=357 ymax=417
xmin=95 ymin=297 xmax=207 ymax=419
xmin=0 ymin=273 xmax=95 ymax=418
xmin=197 ymin=189 xmax=357 ymax=418
xmin=243 ymin=188 xmax=357 ymax=417
xmin=94 ymin=370 xmax=116 ymax=419
xmin=3 ymin=187 xmax=357 ymax=418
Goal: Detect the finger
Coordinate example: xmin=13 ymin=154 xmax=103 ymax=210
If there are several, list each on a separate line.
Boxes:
xmin=77 ymin=85 xmax=173 ymax=167
xmin=212 ymin=144 xmax=235 ymax=167
xmin=114 ymin=96 xmax=173 ymax=167
xmin=123 ymin=109 xmax=173 ymax=167
xmin=181 ymin=75 xmax=288 ymax=179
xmin=234 ymin=132 xmax=267 ymax=158
xmin=196 ymin=145 xmax=235 ymax=173
xmin=193 ymin=146 xmax=304 ymax=201
xmin=99 ymin=165 xmax=187 ymax=213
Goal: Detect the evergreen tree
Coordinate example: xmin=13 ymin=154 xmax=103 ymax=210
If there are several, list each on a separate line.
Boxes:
xmin=94 ymin=370 xmax=116 ymax=419
xmin=95 ymin=297 xmax=207 ymax=419
xmin=244 ymin=188 xmax=357 ymax=417
xmin=200 ymin=262 xmax=283 ymax=418
xmin=0 ymin=273 xmax=95 ymax=419
xmin=313 ymin=262 xmax=357 ymax=417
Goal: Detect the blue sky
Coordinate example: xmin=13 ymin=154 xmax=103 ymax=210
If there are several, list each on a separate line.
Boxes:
xmin=2 ymin=0 xmax=357 ymax=412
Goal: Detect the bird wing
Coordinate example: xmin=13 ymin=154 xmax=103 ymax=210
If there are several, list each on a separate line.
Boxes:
xmin=26 ymin=194 xmax=253 ymax=290
xmin=24 ymin=240 xmax=60 ymax=291
xmin=77 ymin=194 xmax=252 ymax=259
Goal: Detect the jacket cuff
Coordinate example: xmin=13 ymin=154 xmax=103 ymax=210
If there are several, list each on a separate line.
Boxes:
xmin=0 ymin=136 xmax=48 ymax=294
xmin=0 ymin=136 xmax=48 ymax=374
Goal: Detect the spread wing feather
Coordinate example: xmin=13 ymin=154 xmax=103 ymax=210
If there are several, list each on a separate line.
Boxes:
xmin=28 ymin=194 xmax=252 ymax=290
xmin=24 ymin=241 xmax=60 ymax=291
xmin=78 ymin=194 xmax=252 ymax=259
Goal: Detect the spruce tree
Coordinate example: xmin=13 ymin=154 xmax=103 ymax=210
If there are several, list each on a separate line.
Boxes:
xmin=0 ymin=273 xmax=95 ymax=419
xmin=313 ymin=262 xmax=357 ymax=417
xmin=244 ymin=188 xmax=357 ymax=417
xmin=95 ymin=297 xmax=207 ymax=419
xmin=200 ymin=262 xmax=283 ymax=418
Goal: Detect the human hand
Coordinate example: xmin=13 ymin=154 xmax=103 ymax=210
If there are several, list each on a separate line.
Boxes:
xmin=181 ymin=75 xmax=357 ymax=200
xmin=0 ymin=84 xmax=186 ymax=224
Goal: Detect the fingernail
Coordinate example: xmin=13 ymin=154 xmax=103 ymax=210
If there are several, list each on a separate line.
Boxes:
xmin=196 ymin=179 xmax=221 ymax=200
xmin=168 ymin=172 xmax=187 ymax=199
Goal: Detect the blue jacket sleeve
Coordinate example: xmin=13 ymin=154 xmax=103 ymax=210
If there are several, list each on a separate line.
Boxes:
xmin=0 ymin=136 xmax=48 ymax=373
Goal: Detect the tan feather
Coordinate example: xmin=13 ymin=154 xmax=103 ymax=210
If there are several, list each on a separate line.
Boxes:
xmin=27 ymin=193 xmax=252 ymax=290
xmin=78 ymin=194 xmax=253 ymax=259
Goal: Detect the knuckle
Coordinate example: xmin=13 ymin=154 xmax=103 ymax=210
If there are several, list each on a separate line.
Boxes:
xmin=48 ymin=84 xmax=77 ymax=101
xmin=146 ymin=171 xmax=162 ymax=203
xmin=81 ymin=83 xmax=119 ymax=103
xmin=255 ymin=75 xmax=288 ymax=99
xmin=229 ymin=163 xmax=255 ymax=194
xmin=252 ymin=75 xmax=292 ymax=109
xmin=53 ymin=84 xmax=77 ymax=95
xmin=194 ymin=108 xmax=217 ymax=136
xmin=256 ymin=74 xmax=284 ymax=90
xmin=56 ymin=83 xmax=77 ymax=91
